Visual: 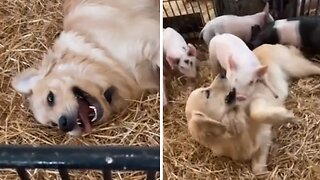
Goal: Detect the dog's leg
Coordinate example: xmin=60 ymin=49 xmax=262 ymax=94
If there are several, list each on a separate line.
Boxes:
xmin=281 ymin=47 xmax=320 ymax=78
xmin=251 ymin=142 xmax=270 ymax=174
xmin=250 ymin=98 xmax=295 ymax=125
xmin=221 ymin=109 xmax=247 ymax=136
xmin=135 ymin=61 xmax=160 ymax=91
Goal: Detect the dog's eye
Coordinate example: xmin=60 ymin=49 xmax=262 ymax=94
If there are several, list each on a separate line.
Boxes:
xmin=47 ymin=91 xmax=55 ymax=106
xmin=205 ymin=90 xmax=210 ymax=99
xmin=249 ymin=80 xmax=254 ymax=86
xmin=176 ymin=59 xmax=180 ymax=64
xmin=50 ymin=122 xmax=57 ymax=127
xmin=219 ymin=71 xmax=226 ymax=79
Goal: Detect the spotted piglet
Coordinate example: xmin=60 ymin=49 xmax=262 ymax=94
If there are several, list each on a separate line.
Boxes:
xmin=163 ymin=27 xmax=198 ymax=78
xmin=250 ymin=16 xmax=320 ymax=53
xmin=163 ymin=27 xmax=198 ymax=106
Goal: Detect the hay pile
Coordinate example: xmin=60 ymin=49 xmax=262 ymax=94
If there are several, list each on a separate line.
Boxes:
xmin=0 ymin=0 xmax=159 ymax=179
xmin=163 ymin=43 xmax=320 ymax=179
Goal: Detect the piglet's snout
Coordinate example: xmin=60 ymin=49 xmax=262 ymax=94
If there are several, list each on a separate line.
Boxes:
xmin=58 ymin=115 xmax=77 ymax=133
xmin=236 ymin=94 xmax=247 ymax=101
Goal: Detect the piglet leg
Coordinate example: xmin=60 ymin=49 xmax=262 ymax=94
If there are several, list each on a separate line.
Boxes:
xmin=163 ymin=77 xmax=168 ymax=106
xmin=208 ymin=50 xmax=222 ymax=77
xmin=259 ymin=76 xmax=279 ymax=99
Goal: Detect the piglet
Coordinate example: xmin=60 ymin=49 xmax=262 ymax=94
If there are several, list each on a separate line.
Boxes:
xmin=250 ymin=16 xmax=320 ymax=53
xmin=163 ymin=27 xmax=198 ymax=78
xmin=200 ymin=3 xmax=274 ymax=45
xmin=208 ymin=33 xmax=278 ymax=102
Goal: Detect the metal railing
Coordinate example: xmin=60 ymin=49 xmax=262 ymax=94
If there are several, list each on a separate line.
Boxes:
xmin=163 ymin=0 xmax=320 ymax=38
xmin=163 ymin=0 xmax=216 ymax=38
xmin=0 ymin=145 xmax=160 ymax=180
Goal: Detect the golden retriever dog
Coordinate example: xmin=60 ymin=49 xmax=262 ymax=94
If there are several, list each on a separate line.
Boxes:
xmin=11 ymin=0 xmax=160 ymax=136
xmin=185 ymin=44 xmax=320 ymax=174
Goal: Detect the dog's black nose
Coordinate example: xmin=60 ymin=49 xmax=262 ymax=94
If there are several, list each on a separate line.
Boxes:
xmin=225 ymin=88 xmax=236 ymax=105
xmin=58 ymin=115 xmax=76 ymax=132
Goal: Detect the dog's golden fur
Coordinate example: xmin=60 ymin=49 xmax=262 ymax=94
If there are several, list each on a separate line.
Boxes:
xmin=12 ymin=0 xmax=160 ymax=136
xmin=185 ymin=44 xmax=320 ymax=174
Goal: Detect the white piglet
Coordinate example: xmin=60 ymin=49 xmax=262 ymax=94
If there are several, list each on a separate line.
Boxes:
xmin=200 ymin=3 xmax=274 ymax=45
xmin=208 ymin=33 xmax=278 ymax=102
xmin=163 ymin=27 xmax=198 ymax=78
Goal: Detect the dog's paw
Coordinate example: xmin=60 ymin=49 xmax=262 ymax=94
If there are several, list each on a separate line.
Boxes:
xmin=269 ymin=108 xmax=296 ymax=125
xmin=252 ymin=163 xmax=268 ymax=175
xmin=233 ymin=118 xmax=246 ymax=135
xmin=226 ymin=113 xmax=247 ymax=136
xmin=280 ymin=110 xmax=296 ymax=124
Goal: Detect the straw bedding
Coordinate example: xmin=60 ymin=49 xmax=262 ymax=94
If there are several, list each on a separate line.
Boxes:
xmin=163 ymin=39 xmax=320 ymax=179
xmin=0 ymin=0 xmax=159 ymax=179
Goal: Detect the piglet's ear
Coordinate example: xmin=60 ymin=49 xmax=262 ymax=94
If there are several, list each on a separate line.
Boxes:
xmin=187 ymin=43 xmax=197 ymax=57
xmin=255 ymin=65 xmax=268 ymax=78
xmin=263 ymin=2 xmax=274 ymax=23
xmin=12 ymin=68 xmax=41 ymax=95
xmin=263 ymin=2 xmax=269 ymax=14
xmin=228 ymin=55 xmax=237 ymax=72
xmin=166 ymin=55 xmax=177 ymax=70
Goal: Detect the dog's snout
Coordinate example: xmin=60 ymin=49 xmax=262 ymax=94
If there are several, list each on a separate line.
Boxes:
xmin=58 ymin=115 xmax=76 ymax=132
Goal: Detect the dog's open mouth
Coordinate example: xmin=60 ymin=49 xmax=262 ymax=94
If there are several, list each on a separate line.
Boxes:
xmin=73 ymin=87 xmax=103 ymax=133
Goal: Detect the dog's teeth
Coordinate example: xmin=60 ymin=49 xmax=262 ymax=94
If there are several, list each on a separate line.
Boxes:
xmin=89 ymin=106 xmax=98 ymax=122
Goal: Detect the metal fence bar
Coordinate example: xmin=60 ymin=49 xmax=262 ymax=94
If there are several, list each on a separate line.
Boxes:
xmin=0 ymin=145 xmax=160 ymax=171
xmin=307 ymin=0 xmax=312 ymax=15
xmin=316 ymin=0 xmax=320 ymax=15
xmin=146 ymin=170 xmax=157 ymax=180
xmin=293 ymin=0 xmax=298 ymax=17
xmin=301 ymin=0 xmax=306 ymax=16
xmin=102 ymin=169 xmax=112 ymax=180
xmin=204 ymin=1 xmax=212 ymax=20
xmin=174 ymin=0 xmax=183 ymax=16
xmin=58 ymin=168 xmax=70 ymax=180
xmin=164 ymin=3 xmax=169 ymax=17
xmin=16 ymin=168 xmax=30 ymax=180
xmin=181 ymin=0 xmax=189 ymax=15
xmin=168 ymin=1 xmax=176 ymax=16
xmin=189 ymin=1 xmax=196 ymax=14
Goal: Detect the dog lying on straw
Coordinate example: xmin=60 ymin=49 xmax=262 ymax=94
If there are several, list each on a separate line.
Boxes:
xmin=11 ymin=0 xmax=160 ymax=136
xmin=185 ymin=44 xmax=320 ymax=174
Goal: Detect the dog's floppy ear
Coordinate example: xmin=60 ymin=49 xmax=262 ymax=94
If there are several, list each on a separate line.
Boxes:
xmin=188 ymin=110 xmax=226 ymax=139
xmin=12 ymin=68 xmax=42 ymax=95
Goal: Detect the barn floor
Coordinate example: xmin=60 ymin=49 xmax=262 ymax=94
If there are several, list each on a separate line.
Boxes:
xmin=164 ymin=41 xmax=320 ymax=179
xmin=0 ymin=1 xmax=159 ymax=180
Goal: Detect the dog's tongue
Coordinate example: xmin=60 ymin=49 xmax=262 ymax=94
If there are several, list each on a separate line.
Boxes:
xmin=78 ymin=99 xmax=93 ymax=133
